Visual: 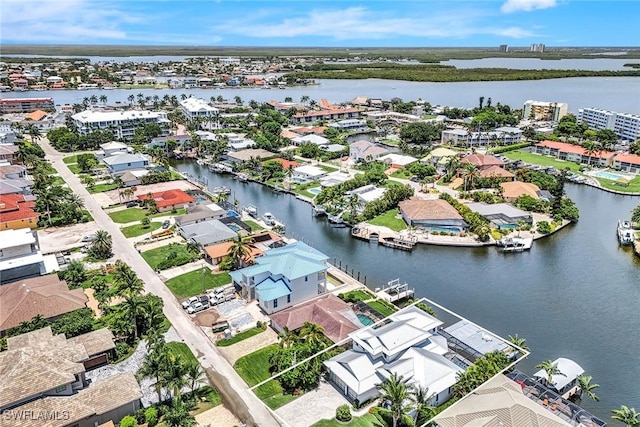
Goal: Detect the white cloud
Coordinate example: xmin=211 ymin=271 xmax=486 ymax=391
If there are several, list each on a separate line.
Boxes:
xmin=501 ymin=0 xmax=558 ymax=14
xmin=213 ymin=7 xmax=536 ymax=41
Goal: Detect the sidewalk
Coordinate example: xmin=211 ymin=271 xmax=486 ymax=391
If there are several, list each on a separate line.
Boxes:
xmin=159 ymin=259 xmax=211 ymax=281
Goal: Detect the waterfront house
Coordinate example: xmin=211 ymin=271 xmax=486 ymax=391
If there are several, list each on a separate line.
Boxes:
xmin=204 ymin=230 xmax=282 ymax=265
xmin=478 ymin=164 xmax=515 ymax=181
xmin=378 ymin=153 xmax=418 ymax=169
xmin=349 ymin=140 xmax=390 ymax=162
xmin=347 ymin=185 xmax=387 ymax=209
xmin=175 ymin=203 xmax=226 ymax=227
xmin=0 ymin=275 xmax=88 ymax=336
xmin=178 ymin=218 xmax=237 ymax=248
xmin=324 ymin=305 xmax=463 ymax=406
xmin=180 ymin=97 xmax=219 ymax=130
xmin=229 ymin=242 xmax=329 ymax=314
xmin=611 ymin=152 xmax=640 ymax=174
xmin=329 ymin=119 xmax=367 ymax=131
xmin=96 ymin=141 xmax=129 ymax=159
xmin=102 ymin=152 xmax=149 ymax=177
xmin=0 ymin=327 xmax=141 ymax=426
xmin=533 ymin=140 xmax=615 ymax=167
xmin=292 ymin=133 xmax=329 ymax=147
xmin=0 ymin=193 xmax=39 ymax=229
xmin=500 ymin=181 xmax=543 ymax=202
xmin=292 ymin=164 xmax=327 ymax=182
xmin=467 ymin=202 xmax=532 ymax=229
xmin=0 ymin=228 xmax=59 ymax=284
xmin=269 ymin=293 xmax=362 ymax=343
xmin=225 ymin=148 xmax=274 ymax=164
xmin=138 ymin=189 xmax=195 ymax=213
xmin=398 ymin=198 xmax=467 ymax=233
xmin=460 ymin=153 xmax=504 ymax=171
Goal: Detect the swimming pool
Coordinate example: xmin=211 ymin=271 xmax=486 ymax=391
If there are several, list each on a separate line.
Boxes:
xmin=195 ymin=197 xmax=207 ymax=204
xmin=428 ymin=226 xmax=460 ymax=234
xmin=227 ymin=223 xmax=242 ymax=232
xmin=308 ymin=188 xmax=322 ymax=195
xmin=594 ymin=170 xmax=626 ymax=181
xmin=357 ymin=314 xmax=375 ymax=326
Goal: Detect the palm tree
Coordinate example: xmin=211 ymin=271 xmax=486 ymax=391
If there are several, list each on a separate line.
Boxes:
xmin=299 ymin=322 xmax=325 ymax=347
xmin=138 ymin=345 xmax=169 ymax=403
xmin=127 ymin=94 xmax=135 ymax=105
xmin=228 ymin=234 xmax=255 ymax=270
xmin=68 ymin=193 xmax=85 ymax=211
xmin=120 ymin=294 xmax=146 ymax=339
xmin=278 ymin=326 xmax=298 ymax=348
xmin=185 ymin=360 xmax=205 ymax=393
xmin=163 ymin=397 xmax=196 ymax=427
xmin=462 ymin=163 xmax=479 ymax=192
xmin=411 ymin=385 xmax=435 ymax=426
xmin=99 ymin=94 xmax=108 ymax=104
xmin=90 ymin=230 xmax=113 ymax=259
xmin=535 ymin=359 xmax=565 ymax=386
xmin=631 ymin=204 xmax=640 ymax=224
xmin=24 ymin=123 xmax=42 ymax=142
xmin=611 ymin=406 xmax=639 ymax=427
xmin=576 ymin=375 xmax=600 ymax=402
xmin=162 ymin=355 xmax=189 ymax=399
xmin=376 ymin=373 xmax=414 ymax=427
xmin=507 ymin=334 xmax=530 ymax=352
xmin=300 ymin=95 xmax=310 ymax=106
xmin=114 ymin=261 xmax=144 ymax=296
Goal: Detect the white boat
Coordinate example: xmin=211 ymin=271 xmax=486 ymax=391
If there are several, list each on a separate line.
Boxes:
xmin=212 ymin=186 xmax=231 ymax=195
xmin=237 ymin=173 xmax=249 ymax=182
xmin=617 ymin=219 xmax=634 ymax=245
xmin=262 ymin=212 xmax=276 ymax=226
xmin=498 ymin=236 xmax=533 ymax=252
xmin=244 ymin=205 xmax=258 ymax=217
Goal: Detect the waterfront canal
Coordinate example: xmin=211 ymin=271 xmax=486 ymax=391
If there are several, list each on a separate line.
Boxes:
xmin=174 ymin=160 xmax=640 ymax=421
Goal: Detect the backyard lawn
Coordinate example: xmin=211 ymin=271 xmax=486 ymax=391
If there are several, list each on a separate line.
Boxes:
xmin=67 ymin=164 xmax=82 ymax=174
xmin=234 ymin=345 xmax=297 ymax=410
xmin=109 ymin=208 xmax=185 ymax=223
xmin=165 ymin=342 xmax=198 ymax=365
xmin=120 ymin=222 xmax=161 ymax=238
xmin=244 ymin=220 xmax=265 ymax=231
xmin=311 ymin=414 xmax=379 ymax=427
xmin=596 ymin=175 xmax=640 ymax=193
xmin=217 ymin=327 xmax=264 ymax=347
xmin=501 ymin=150 xmax=582 ymax=172
xmin=368 ymin=209 xmax=407 ymax=232
xmin=366 ymin=299 xmax=398 ymax=317
xmin=88 ymin=183 xmax=119 ymax=193
xmin=141 ymin=244 xmax=196 ymax=270
xmin=165 ymin=270 xmax=231 ymax=298
xmin=339 ymin=289 xmax=375 ymax=302
xmin=319 ymin=165 xmax=338 ymax=173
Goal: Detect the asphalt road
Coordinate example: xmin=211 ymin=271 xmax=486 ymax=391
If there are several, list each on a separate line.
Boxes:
xmin=40 ymin=137 xmax=280 ymax=427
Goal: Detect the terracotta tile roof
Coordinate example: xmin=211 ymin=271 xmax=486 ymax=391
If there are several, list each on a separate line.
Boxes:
xmin=269 ymin=158 xmax=300 ymax=169
xmin=204 ymin=240 xmax=263 ymax=261
xmin=281 ymin=129 xmax=300 ymax=139
xmin=25 ymin=110 xmax=47 ymax=122
xmin=137 ymin=188 xmax=195 ymax=208
xmin=536 ymin=140 xmax=615 ymax=159
xmin=399 ymin=198 xmax=463 ymax=221
xmin=269 ymin=294 xmax=361 ymax=343
xmin=461 ymin=153 xmax=504 ymax=169
xmin=0 ymin=193 xmax=40 ymax=223
xmin=613 ymin=152 xmax=640 ymax=165
xmin=501 ymin=181 xmax=541 ymax=200
xmin=479 ymin=165 xmax=515 ymax=178
xmin=0 ymin=275 xmax=88 ymax=332
xmin=293 ymin=107 xmax=360 ymax=119
xmin=292 ymin=126 xmax=327 ymax=135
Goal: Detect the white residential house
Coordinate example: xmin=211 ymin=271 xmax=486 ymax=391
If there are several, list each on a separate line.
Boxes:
xmin=229 ymin=242 xmax=329 ymax=314
xmin=0 ymin=228 xmax=59 ymax=284
xmin=325 ymin=305 xmax=463 ymax=406
xmin=349 ymin=140 xmax=390 ymax=162
xmin=179 ymin=97 xmax=220 ymax=130
xmin=346 ymin=185 xmax=387 ymax=210
xmin=292 ymin=134 xmax=330 ymax=147
xmin=292 ymin=165 xmax=327 ymax=182
xmin=96 ymin=141 xmax=129 ymax=159
xmin=102 ymin=152 xmax=150 ymax=177
xmin=329 ymin=119 xmax=367 ymax=131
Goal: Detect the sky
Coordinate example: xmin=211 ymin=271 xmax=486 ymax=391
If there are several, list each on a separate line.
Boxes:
xmin=1 ymin=0 xmax=639 ymax=47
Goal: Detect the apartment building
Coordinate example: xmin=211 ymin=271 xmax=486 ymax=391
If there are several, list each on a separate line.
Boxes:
xmin=0 ymin=97 xmax=55 ymax=114
xmin=577 ymin=108 xmax=640 ymax=141
xmin=179 ymin=97 xmax=219 ymax=130
xmin=523 ymin=100 xmax=568 ymax=122
xmin=71 ymin=109 xmax=170 ymax=141
xmin=441 ymin=127 xmax=522 ymax=147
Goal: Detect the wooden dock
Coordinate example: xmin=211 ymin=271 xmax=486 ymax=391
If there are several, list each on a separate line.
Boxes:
xmin=352 ymin=226 xmax=417 ymax=251
xmin=375 ymin=278 xmax=415 ymax=303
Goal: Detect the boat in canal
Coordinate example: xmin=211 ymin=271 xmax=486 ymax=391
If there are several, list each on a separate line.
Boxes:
xmin=617 ymin=219 xmax=634 ymax=245
xmin=243 ymin=205 xmax=258 ymax=217
xmin=497 ymin=236 xmax=533 ymax=252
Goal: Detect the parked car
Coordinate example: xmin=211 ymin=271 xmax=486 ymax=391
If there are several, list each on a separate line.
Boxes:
xmin=410 ymin=176 xmax=420 ymax=183
xmin=181 ymin=296 xmax=199 ymax=309
xmin=126 ymin=201 xmax=139 ymax=208
xmin=81 ymin=234 xmax=97 ymax=243
xmin=162 ymin=220 xmax=171 ymax=229
xmin=199 ymin=295 xmax=210 ymax=306
xmin=187 ymin=301 xmax=206 ymax=314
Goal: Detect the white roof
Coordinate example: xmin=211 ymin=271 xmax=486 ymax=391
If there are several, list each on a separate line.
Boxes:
xmin=0 ymin=228 xmax=36 ymax=250
xmin=293 ymin=165 xmax=326 ymax=178
xmin=292 ymin=134 xmax=329 ymax=146
xmin=103 ymin=153 xmax=148 ymax=165
xmin=99 ymin=141 xmax=127 ymax=150
xmin=386 ymin=347 xmax=463 ymax=395
xmin=357 ymin=187 xmax=386 ymax=203
xmin=444 ymin=320 xmax=511 ymax=355
xmin=378 ymin=153 xmax=418 ymax=166
xmin=324 ymin=351 xmax=383 ymax=394
xmin=72 ymin=109 xmax=167 ymax=124
xmin=533 ymin=358 xmax=584 ymax=391
xmin=179 ymin=97 xmax=219 ymax=113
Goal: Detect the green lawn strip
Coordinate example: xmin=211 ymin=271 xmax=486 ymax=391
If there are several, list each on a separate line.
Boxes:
xmin=216 ymin=327 xmax=264 ymax=347
xmin=88 ymin=183 xmax=119 ymax=193
xmin=340 ymin=289 xmax=375 ymax=302
xmin=51 ymin=176 xmax=65 ymax=185
xmin=141 ymin=244 xmax=195 ymax=270
xmin=165 ymin=342 xmax=198 ymax=365
xmin=311 ymin=413 xmax=379 ymax=427
xmin=368 ymin=209 xmax=407 ymax=232
xmin=596 ymin=175 xmax=640 ymax=193
xmin=121 ymin=222 xmax=162 ymax=238
xmin=501 ymin=150 xmax=582 ymax=172
xmin=245 ymin=220 xmax=265 ymax=231
xmin=109 ymin=207 xmax=186 ymax=223
xmin=62 ymin=155 xmax=78 ymax=164
xmin=234 ymin=345 xmax=296 ymax=409
xmin=67 ymin=164 xmax=82 ymax=174
xmin=366 ymin=299 xmax=398 ymax=317
xmin=190 ymin=386 xmax=222 ymax=415
xmin=165 ymin=271 xmax=231 ymax=298
xmin=319 ymin=165 xmax=338 ymax=173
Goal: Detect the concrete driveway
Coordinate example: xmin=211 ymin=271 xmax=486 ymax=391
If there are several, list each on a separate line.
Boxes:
xmin=275 ymin=380 xmax=350 ymax=427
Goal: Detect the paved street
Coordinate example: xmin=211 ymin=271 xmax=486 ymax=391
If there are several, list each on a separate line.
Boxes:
xmin=39 ymin=137 xmax=280 ymax=427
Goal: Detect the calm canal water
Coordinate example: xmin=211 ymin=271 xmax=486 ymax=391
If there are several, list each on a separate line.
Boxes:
xmin=174 ymin=160 xmax=640 ymax=421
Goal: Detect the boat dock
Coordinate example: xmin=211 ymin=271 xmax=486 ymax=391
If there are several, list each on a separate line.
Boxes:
xmin=352 ymin=226 xmax=417 ymax=251
xmin=375 ymin=279 xmax=414 ymax=303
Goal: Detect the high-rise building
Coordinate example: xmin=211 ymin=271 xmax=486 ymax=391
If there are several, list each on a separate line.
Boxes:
xmin=577 ymin=108 xmax=640 ymax=141
xmin=523 ymin=100 xmax=568 ymax=122
xmin=530 ymin=43 xmax=546 ymax=52
xmin=499 ymin=44 xmax=509 ymax=53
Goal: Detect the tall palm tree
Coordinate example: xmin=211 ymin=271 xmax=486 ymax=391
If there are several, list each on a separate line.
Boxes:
xmin=228 ymin=234 xmax=254 ymax=270
xmin=576 ymin=375 xmax=600 ymax=402
xmin=119 ymin=294 xmax=144 ymax=339
xmin=535 ymin=359 xmax=565 ymax=386
xmin=163 ymin=397 xmax=196 ymax=427
xmin=299 ymin=322 xmax=325 ymax=348
xmin=90 ymin=230 xmax=113 ymax=259
xmin=114 ymin=262 xmax=144 ymax=296
xmin=462 ymin=163 xmax=479 ymax=192
xmin=138 ymin=345 xmax=169 ymax=403
xmin=162 ymin=355 xmax=189 ymax=399
xmin=507 ymin=334 xmax=530 ymax=352
xmin=411 ymin=385 xmax=435 ymax=426
xmin=185 ymin=360 xmax=205 ymax=393
xmin=611 ymin=406 xmax=640 ymax=427
xmin=24 ymin=123 xmax=42 ymax=142
xmin=278 ymin=326 xmax=298 ymax=348
xmin=376 ymin=373 xmax=414 ymax=427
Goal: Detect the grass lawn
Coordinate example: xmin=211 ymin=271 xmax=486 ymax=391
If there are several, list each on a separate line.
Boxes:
xmin=165 ymin=270 xmax=231 ymax=298
xmin=190 ymin=386 xmax=222 ymax=415
xmin=234 ymin=345 xmax=297 ymax=410
xmin=501 ymin=150 xmax=582 ymax=172
xmin=165 ymin=342 xmax=198 ymax=365
xmin=368 ymin=209 xmax=407 ymax=232
xmin=52 ymin=176 xmax=65 ymax=185
xmin=245 ymin=220 xmax=264 ymax=231
xmin=67 ymin=164 xmax=82 ymax=174
xmin=109 ymin=208 xmax=186 ymax=224
xmin=311 ymin=414 xmax=379 ymax=427
xmin=121 ymin=222 xmax=162 ymax=238
xmin=339 ymin=289 xmax=375 ymax=302
xmin=216 ymin=327 xmax=264 ymax=347
xmin=141 ymin=243 xmax=195 ymax=270
xmin=366 ymin=299 xmax=398 ymax=317
xmin=319 ymin=165 xmax=338 ymax=173
xmin=596 ymin=175 xmax=640 ymax=193
xmin=391 ymin=169 xmax=412 ymax=179
xmin=88 ymin=183 xmax=119 ymax=193
xmin=62 ymin=155 xmax=78 ymax=164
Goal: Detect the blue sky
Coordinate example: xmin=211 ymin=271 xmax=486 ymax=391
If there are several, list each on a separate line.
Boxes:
xmin=1 ymin=0 xmax=639 ymax=47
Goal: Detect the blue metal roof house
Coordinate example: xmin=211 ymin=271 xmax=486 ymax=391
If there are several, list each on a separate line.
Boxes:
xmin=229 ymin=242 xmax=329 ymax=314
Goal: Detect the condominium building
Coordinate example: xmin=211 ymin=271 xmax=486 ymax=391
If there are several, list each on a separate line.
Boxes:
xmin=530 ymin=43 xmax=545 ymax=52
xmin=523 ymin=100 xmax=568 ymax=122
xmin=0 ymin=97 xmax=55 ymax=113
xmin=71 ymin=109 xmax=170 ymax=141
xmin=577 ymin=108 xmax=640 ymax=141
xmin=441 ymin=127 xmax=522 ymax=147
xmin=179 ymin=97 xmax=219 ymax=130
